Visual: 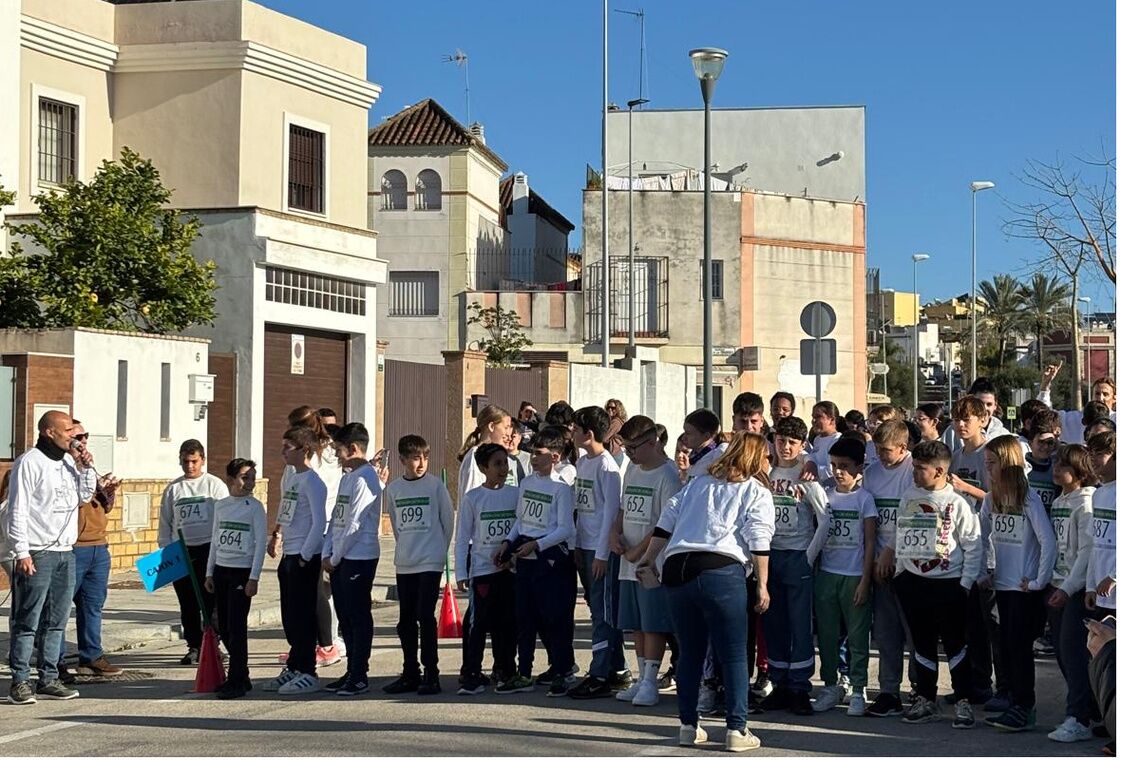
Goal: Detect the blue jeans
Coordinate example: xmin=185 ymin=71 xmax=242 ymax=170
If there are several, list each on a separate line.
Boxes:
xmin=8 ymin=551 xmax=75 ymax=684
xmin=73 ymin=545 xmax=111 ymax=663
xmin=666 ymin=563 xmax=750 ymax=731
xmin=764 ymin=549 xmax=815 ymax=692
xmin=576 ymin=548 xmax=627 ymax=678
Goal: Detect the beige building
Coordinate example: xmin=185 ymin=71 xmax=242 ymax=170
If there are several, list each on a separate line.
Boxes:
xmin=1 ymin=0 xmax=385 ymax=510
xmin=868 ymin=289 xmax=920 ymax=329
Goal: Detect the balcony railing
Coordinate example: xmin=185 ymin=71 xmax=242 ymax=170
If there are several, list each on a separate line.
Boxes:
xmin=585 ymin=256 xmax=669 ymax=343
xmin=468 ymin=247 xmax=581 ymax=291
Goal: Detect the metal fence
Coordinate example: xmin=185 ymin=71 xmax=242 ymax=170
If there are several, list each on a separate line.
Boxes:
xmin=584 ymin=256 xmax=669 ymax=343
xmin=468 ymin=247 xmax=580 ymax=291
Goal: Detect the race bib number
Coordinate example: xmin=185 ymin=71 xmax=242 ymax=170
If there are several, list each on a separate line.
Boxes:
xmin=216 ymin=520 xmax=252 ymax=562
xmin=575 ymin=478 xmax=596 ymax=515
xmin=394 ymin=497 xmax=431 ymax=534
xmin=520 ymin=490 xmax=553 ymax=534
xmin=896 ymin=514 xmax=940 ymax=560
xmin=277 ymin=490 xmax=298 ymax=526
xmin=991 ymin=513 xmax=1025 ymax=547
xmin=1092 ymin=508 xmax=1115 ymax=551
xmin=773 ymin=495 xmax=799 ymax=535
xmin=479 ymin=509 xmax=515 ymax=546
xmin=623 ymin=485 xmax=654 ymax=527
xmin=1051 ymin=507 xmax=1071 ymax=575
xmin=505 ymin=470 xmax=518 ymax=488
xmin=332 ymin=494 xmax=349 ymax=529
xmin=874 ymin=498 xmax=899 ymax=531
xmin=826 ymin=509 xmax=861 ymax=549
xmin=176 ymin=496 xmax=210 ymax=527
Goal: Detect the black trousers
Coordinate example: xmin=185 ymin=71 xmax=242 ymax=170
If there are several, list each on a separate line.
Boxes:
xmin=173 ymin=542 xmax=214 ymax=650
xmin=966 ymin=582 xmax=1007 ymax=696
xmin=996 ymin=590 xmax=1045 ymax=709
xmin=395 ymin=571 xmax=443 ymax=678
xmin=516 ymin=545 xmax=576 ymax=678
xmin=895 ymin=572 xmax=973 ymax=702
xmin=213 ymin=565 xmax=251 ymax=684
xmin=279 ymin=554 xmax=321 ymax=676
xmin=461 ymin=570 xmax=518 ymax=679
xmin=331 ymin=558 xmax=378 ymax=680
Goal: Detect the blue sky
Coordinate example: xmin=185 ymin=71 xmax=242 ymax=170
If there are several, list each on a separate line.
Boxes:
xmin=260 ymin=0 xmax=1116 ymax=310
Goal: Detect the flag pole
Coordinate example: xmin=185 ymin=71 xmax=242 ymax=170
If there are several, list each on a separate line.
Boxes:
xmin=176 ymin=528 xmax=210 ymax=630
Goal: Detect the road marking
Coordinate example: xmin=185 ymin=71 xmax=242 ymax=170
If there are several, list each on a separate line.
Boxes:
xmin=0 ymin=720 xmax=84 ymax=745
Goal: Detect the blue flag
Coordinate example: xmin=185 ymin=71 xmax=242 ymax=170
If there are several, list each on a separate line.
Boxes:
xmin=135 ymin=541 xmax=190 ymax=592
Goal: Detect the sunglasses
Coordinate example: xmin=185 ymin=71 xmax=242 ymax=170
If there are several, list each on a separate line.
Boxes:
xmin=73 ymin=433 xmax=90 ymax=441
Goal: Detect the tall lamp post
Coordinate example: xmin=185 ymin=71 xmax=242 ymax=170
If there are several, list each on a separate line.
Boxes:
xmin=1079 ymin=295 xmax=1092 ymax=399
xmin=626 ymin=97 xmax=649 ymax=357
xmin=689 ymin=47 xmax=727 ymax=406
xmin=969 ymin=180 xmax=995 ymax=384
xmin=913 ymin=254 xmax=930 ymax=410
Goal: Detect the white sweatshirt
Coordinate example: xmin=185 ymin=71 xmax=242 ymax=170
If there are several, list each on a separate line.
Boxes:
xmin=574 ymin=450 xmax=623 ymax=557
xmin=980 ymin=490 xmax=1057 ymax=592
xmin=1049 ymin=486 xmax=1095 ymax=596
xmin=895 ymin=484 xmax=982 ymax=588
xmin=950 ymin=442 xmax=990 ymax=511
xmin=159 ymin=473 xmax=230 ymax=548
xmin=861 ymin=455 xmax=914 ymax=555
xmin=506 ymin=473 xmax=575 ymax=552
xmin=655 ymin=475 xmax=775 ymax=568
xmin=5 ymin=447 xmax=96 ymax=559
xmin=282 ymin=446 xmax=343 ymax=521
xmin=323 ymin=464 xmax=382 ymax=565
xmin=814 ymin=488 xmax=878 ymax=577
xmin=767 ymin=465 xmax=828 ymax=552
xmin=618 ymin=461 xmax=683 ymax=581
xmin=385 ymin=473 xmax=454 ymax=574
xmin=280 ymin=469 xmax=327 ymax=559
xmin=1086 ymin=480 xmax=1116 ymax=609
xmin=454 ymin=485 xmax=518 ymax=582
xmin=206 ymin=495 xmax=268 ymax=579
xmin=458 ymin=446 xmax=486 ymax=496
xmin=809 ymin=433 xmax=842 ymax=486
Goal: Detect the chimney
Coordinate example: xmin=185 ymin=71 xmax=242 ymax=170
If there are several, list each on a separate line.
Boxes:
xmin=512 ymin=172 xmax=529 ymax=207
xmin=469 ymin=122 xmax=485 ymax=145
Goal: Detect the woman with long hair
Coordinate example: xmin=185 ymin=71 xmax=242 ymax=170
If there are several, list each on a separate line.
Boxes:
xmin=458 ymin=404 xmax=513 ymax=496
xmin=605 ymin=399 xmax=628 ymax=423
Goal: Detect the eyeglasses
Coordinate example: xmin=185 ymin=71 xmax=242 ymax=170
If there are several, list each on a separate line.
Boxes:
xmin=1038 ymin=437 xmax=1058 ymax=447
xmin=73 ymin=433 xmax=89 ymax=441
xmin=623 ymin=435 xmax=656 ymax=451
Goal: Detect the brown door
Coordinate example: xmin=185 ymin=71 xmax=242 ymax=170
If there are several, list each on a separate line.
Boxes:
xmin=262 ymin=325 xmax=347 ymax=521
xmin=206 ymin=353 xmax=237 ymax=479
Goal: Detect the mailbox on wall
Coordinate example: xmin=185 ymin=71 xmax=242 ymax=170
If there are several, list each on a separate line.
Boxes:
xmin=189 ymin=374 xmax=215 ymax=404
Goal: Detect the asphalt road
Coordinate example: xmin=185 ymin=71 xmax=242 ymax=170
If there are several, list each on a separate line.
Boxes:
xmin=0 ymin=602 xmax=1108 ymax=757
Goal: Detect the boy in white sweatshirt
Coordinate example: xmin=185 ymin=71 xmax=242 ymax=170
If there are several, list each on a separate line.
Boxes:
xmin=321 ymin=423 xmax=383 ymax=697
xmin=382 ymin=435 xmax=454 ymax=696
xmin=894 ymin=440 xmax=982 ymax=729
xmin=205 ymin=459 xmax=268 ymax=699
xmin=1085 ymin=432 xmax=1115 ymax=617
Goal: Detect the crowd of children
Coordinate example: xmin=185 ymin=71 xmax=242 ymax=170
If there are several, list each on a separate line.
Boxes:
xmin=149 ymin=372 xmax=1117 ymax=754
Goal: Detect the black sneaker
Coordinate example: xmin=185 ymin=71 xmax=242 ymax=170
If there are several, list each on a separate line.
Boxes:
xmin=216 ymin=680 xmax=250 ymax=700
xmin=657 ymin=666 xmax=676 ymax=693
xmin=417 ymin=677 xmax=442 ymax=696
xmin=382 ymin=673 xmax=422 ymax=695
xmin=568 ymin=675 xmax=612 ymax=699
xmin=986 ymin=705 xmax=1035 ymax=732
xmin=983 ymin=692 xmax=1012 ymax=713
xmin=457 ymin=676 xmax=486 ymax=696
xmin=8 ymin=681 xmax=36 ymax=705
xmin=58 ymin=663 xmax=78 ymax=685
xmin=789 ymin=690 xmax=814 ymax=716
xmin=36 ymin=679 xmax=79 ymax=700
xmin=535 ymin=666 xmax=559 ymax=685
xmin=607 ymin=669 xmax=634 ymax=691
xmin=324 ymin=673 xmax=350 ymax=693
xmin=750 ymin=673 xmax=773 ymax=698
xmin=867 ymin=692 xmax=904 ymax=717
xmin=760 ymin=686 xmax=793 ymax=712
xmin=337 ymin=678 xmax=370 ymax=697
xmin=747 ymin=690 xmax=764 ymax=714
xmin=179 ymin=648 xmax=199 ymax=666
xmin=546 ymin=675 xmax=569 ymax=698
xmin=944 ymin=688 xmax=992 ymax=706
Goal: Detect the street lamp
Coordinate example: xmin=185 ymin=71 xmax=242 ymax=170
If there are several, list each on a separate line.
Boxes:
xmin=689 ymin=47 xmax=727 ymax=406
xmin=970 ymin=180 xmax=995 ymax=384
xmin=913 ymin=253 xmax=931 ymax=410
xmin=1078 ymin=295 xmax=1092 ymax=400
xmin=626 ymin=97 xmax=649 ymax=357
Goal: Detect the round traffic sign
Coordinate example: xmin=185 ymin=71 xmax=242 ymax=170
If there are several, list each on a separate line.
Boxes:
xmin=800 ymin=301 xmax=837 ymax=338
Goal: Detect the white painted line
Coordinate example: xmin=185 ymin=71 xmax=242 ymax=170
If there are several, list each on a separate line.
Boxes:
xmin=0 ymin=720 xmax=84 ymax=745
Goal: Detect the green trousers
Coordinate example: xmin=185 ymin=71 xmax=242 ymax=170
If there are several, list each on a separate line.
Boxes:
xmin=814 ymin=570 xmax=872 ymax=689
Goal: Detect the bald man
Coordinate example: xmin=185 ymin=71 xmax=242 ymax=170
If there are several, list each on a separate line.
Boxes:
xmin=5 ymin=410 xmax=96 ymax=705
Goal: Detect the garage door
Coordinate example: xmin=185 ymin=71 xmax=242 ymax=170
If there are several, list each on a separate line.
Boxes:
xmin=263 ymin=325 xmax=347 ymax=521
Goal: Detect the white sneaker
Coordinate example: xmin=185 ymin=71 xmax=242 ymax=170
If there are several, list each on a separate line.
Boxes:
xmin=725 ymin=728 xmax=762 ymax=752
xmin=632 ymin=679 xmax=660 ymax=707
xmin=262 ymin=668 xmax=298 ymax=692
xmin=616 ymin=680 xmax=642 ymax=702
xmin=278 ymin=672 xmax=320 ymax=695
xmin=678 ymin=723 xmax=709 ymax=747
xmin=1048 ymin=716 xmax=1094 ymax=743
xmin=837 ymin=675 xmax=853 ymax=702
xmin=847 ymin=688 xmax=868 ymax=717
xmin=812 ymin=684 xmax=844 ymax=713
xmin=334 ymin=637 xmax=347 ymax=657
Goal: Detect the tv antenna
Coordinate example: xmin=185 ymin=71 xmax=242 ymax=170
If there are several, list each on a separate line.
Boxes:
xmin=442 ymin=48 xmax=471 ymax=126
xmin=615 ymin=7 xmax=647 ymax=101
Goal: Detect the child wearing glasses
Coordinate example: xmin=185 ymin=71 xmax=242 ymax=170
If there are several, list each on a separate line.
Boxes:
xmin=1024 ymin=410 xmax=1062 ymax=514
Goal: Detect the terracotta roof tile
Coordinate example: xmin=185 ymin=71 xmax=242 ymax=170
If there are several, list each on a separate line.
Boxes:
xmin=368 ymin=98 xmax=507 ymax=170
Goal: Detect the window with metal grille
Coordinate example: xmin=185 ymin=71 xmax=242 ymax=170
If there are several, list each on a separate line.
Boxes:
xmin=389 ymin=271 xmax=440 ymax=317
xmin=380 ymin=169 xmax=408 ymax=210
xmin=414 ymin=170 xmax=442 ymax=210
xmin=288 ymin=124 xmax=325 ymax=213
xmin=116 ymin=360 xmax=128 ymax=439
xmin=700 ymin=259 xmax=724 ymax=300
xmin=160 ymin=362 xmax=171 ymax=441
xmin=38 ymin=98 xmax=77 ymax=186
xmin=265 ymin=266 xmax=366 ymax=316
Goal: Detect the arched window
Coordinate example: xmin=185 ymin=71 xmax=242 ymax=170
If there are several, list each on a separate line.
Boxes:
xmin=380 ymin=169 xmax=407 ymax=211
xmin=415 ymin=169 xmax=442 ymax=211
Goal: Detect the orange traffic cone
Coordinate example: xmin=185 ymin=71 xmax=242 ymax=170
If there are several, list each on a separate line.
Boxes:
xmin=194 ymin=625 xmax=227 ymax=693
xmin=438 ymin=582 xmax=463 ymax=639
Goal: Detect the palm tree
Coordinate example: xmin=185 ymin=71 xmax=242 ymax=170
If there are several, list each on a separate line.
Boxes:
xmin=1020 ymin=273 xmax=1071 ymax=373
xmin=978 ymin=274 xmax=1028 ymax=366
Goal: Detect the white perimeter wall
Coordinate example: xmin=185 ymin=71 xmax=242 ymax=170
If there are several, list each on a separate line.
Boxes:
xmin=569 ymin=359 xmax=699 ymax=449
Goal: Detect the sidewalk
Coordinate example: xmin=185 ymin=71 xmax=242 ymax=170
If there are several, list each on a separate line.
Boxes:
xmin=0 ymin=535 xmax=400 ymax=656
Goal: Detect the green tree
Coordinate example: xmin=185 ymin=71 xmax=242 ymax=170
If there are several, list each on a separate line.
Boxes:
xmin=466 ymin=302 xmax=533 ymax=367
xmin=883 ymin=340 xmax=915 ymax=410
xmin=2 ymin=148 xmax=216 ymax=332
xmin=978 ymin=274 xmax=1027 ymax=365
xmin=1020 ymin=273 xmax=1071 ymax=373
